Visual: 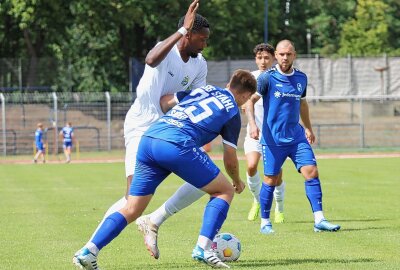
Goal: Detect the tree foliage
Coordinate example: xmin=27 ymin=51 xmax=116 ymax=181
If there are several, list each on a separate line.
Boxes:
xmin=0 ymin=0 xmax=399 ymax=91
xmin=339 ymin=0 xmax=389 ymax=56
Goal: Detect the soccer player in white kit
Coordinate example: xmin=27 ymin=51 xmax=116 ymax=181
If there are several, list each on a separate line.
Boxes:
xmin=243 ymin=44 xmax=286 ymax=224
xmin=74 ymin=0 xmax=211 ymax=265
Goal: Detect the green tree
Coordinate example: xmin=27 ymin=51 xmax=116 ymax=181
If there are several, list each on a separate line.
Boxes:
xmin=339 ymin=0 xmax=389 ymax=56
xmin=307 ymin=0 xmax=356 ymax=55
xmin=3 ymin=0 xmax=71 ymax=87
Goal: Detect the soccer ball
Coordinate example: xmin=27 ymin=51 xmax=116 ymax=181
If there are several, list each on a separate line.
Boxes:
xmin=212 ymin=232 xmax=241 ymax=262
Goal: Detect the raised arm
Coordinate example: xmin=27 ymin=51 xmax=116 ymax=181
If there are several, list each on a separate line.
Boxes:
xmin=245 ymin=93 xmax=261 ymax=140
xmin=300 ymin=99 xmax=315 ymax=144
xmin=145 ymin=0 xmax=199 ymax=67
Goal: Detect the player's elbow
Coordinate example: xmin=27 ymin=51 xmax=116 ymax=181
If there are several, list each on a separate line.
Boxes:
xmin=145 ymin=55 xmax=159 ymax=68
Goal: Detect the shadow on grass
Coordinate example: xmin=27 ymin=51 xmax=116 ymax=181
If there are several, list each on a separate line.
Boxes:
xmin=235 ymin=257 xmax=377 ymax=268
xmin=340 ymin=226 xmax=392 ymax=232
xmin=290 ymin=217 xmax=387 ymax=224
xmin=129 ymin=258 xmax=377 ymax=269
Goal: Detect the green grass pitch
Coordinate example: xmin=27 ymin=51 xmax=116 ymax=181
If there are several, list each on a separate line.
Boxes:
xmin=0 ymin=157 xmax=399 ymax=269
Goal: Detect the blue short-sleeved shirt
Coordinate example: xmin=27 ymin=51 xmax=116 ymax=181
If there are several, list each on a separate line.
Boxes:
xmin=144 ymin=85 xmax=241 ymax=149
xmin=257 ymin=64 xmax=307 ymax=146
xmin=35 ymin=129 xmax=43 ymax=146
xmin=61 ymin=127 xmax=74 ymax=143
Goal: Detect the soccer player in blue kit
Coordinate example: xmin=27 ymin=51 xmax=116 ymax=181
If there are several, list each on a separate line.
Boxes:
xmin=73 ymin=69 xmax=256 ymax=269
xmin=33 ymin=123 xmax=46 ymax=163
xmin=60 ymin=122 xmax=74 ymax=163
xmin=247 ymin=40 xmax=340 ymax=234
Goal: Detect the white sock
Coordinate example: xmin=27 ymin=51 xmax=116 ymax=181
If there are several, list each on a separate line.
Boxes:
xmin=84 ymin=242 xmax=100 ymax=256
xmin=274 ymin=181 xmax=285 ymax=213
xmin=246 ymin=172 xmax=261 ymax=203
xmin=197 ymin=235 xmax=213 ymax=250
xmin=261 ymin=218 xmax=271 ymax=228
xmin=88 ymin=196 xmax=127 ymax=242
xmin=314 ymin=211 xmax=325 ymax=224
xmin=149 ymin=183 xmax=205 ymax=227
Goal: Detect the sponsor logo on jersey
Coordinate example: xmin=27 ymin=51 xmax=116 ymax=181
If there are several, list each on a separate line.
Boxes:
xmin=168 ymin=71 xmax=175 ymax=77
xmin=274 ymin=91 xmax=301 ymax=100
xmin=276 ymin=83 xmax=283 ymax=87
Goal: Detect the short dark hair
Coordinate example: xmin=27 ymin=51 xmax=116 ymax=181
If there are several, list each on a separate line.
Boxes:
xmin=229 ymin=69 xmax=257 ymax=95
xmin=253 ymin=43 xmax=275 ymax=56
xmin=178 ymin=14 xmax=210 ymax=32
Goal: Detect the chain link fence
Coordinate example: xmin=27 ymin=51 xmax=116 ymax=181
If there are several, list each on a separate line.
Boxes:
xmin=0 ymin=55 xmax=399 ymax=156
xmin=0 ymin=91 xmax=132 ymax=156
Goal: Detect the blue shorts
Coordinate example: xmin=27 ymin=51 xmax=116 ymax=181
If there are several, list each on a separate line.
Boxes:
xmin=262 ymin=139 xmax=317 ymax=176
xmin=130 ymin=136 xmax=220 ymax=196
xmin=36 ymin=143 xmax=44 ymax=151
xmin=63 ymin=141 xmax=72 ymax=148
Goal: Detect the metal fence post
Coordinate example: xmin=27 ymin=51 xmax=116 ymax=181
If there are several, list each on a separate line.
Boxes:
xmin=52 ymin=92 xmax=58 ymax=155
xmin=316 ymin=54 xmax=323 ymax=98
xmin=359 ymin=98 xmax=365 ymax=148
xmin=384 ymin=53 xmax=389 ymax=95
xmin=347 ymin=54 xmax=353 ymax=95
xmin=105 ymin=91 xmax=111 ymax=151
xmin=226 ymin=56 xmax=231 ymax=84
xmin=0 ymin=93 xmax=6 ymax=156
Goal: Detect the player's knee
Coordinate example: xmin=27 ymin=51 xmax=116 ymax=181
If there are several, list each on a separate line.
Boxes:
xmin=263 ymin=175 xmax=279 ymax=186
xmin=214 ymin=180 xmax=234 ymax=201
xmin=246 ymin=164 xmax=258 ymax=176
xmin=302 ymin=165 xmax=319 ymax=179
xmin=225 ymin=183 xmax=235 ymax=198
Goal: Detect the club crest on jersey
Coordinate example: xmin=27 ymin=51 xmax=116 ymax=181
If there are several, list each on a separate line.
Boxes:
xmin=181 ymin=76 xmax=189 ymax=86
xmin=297 ymin=83 xmax=302 ymax=92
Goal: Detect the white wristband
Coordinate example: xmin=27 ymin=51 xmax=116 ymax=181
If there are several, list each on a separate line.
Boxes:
xmin=177 ymin=27 xmax=188 ymax=36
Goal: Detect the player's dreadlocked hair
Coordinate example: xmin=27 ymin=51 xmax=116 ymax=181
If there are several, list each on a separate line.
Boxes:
xmin=253 ymin=43 xmax=275 ymax=56
xmin=178 ymin=14 xmax=210 ymax=32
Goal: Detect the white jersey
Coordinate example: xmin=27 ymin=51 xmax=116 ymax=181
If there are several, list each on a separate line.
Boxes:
xmin=246 ymin=70 xmax=264 ymax=137
xmin=124 ymin=43 xmax=207 ymax=136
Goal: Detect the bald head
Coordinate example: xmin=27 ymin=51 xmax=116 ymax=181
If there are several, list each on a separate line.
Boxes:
xmin=276 ymin=39 xmax=296 ymax=52
xmin=275 ymin=39 xmax=296 ymax=73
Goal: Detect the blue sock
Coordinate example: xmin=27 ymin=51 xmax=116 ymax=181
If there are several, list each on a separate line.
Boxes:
xmin=260 ymin=182 xmax=275 ymax=219
xmin=305 ymin=178 xmax=323 ymax=212
xmin=91 ymin=212 xmax=128 ymax=251
xmin=199 ymin=197 xmax=230 ymax=240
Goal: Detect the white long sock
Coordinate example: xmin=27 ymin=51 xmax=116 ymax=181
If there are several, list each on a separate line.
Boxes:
xmin=84 ymin=242 xmax=99 ymax=256
xmin=261 ymin=218 xmax=271 ymax=228
xmin=88 ymin=196 xmax=127 ymax=242
xmin=314 ymin=211 xmax=325 ymax=224
xmin=246 ymin=172 xmax=261 ymax=203
xmin=274 ymin=181 xmax=285 ymax=213
xmin=149 ymin=182 xmax=206 ymax=227
xmin=197 ymin=235 xmax=213 ymax=250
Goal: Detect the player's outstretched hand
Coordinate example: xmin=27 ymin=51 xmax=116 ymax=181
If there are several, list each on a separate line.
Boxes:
xmin=233 ymin=180 xmax=246 ymax=194
xmin=183 ymin=0 xmax=200 ymax=31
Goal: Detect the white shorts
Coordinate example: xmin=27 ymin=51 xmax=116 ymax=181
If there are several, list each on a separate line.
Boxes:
xmin=243 ymin=135 xmax=262 ymax=155
xmin=124 ymin=135 xmax=142 ymax=178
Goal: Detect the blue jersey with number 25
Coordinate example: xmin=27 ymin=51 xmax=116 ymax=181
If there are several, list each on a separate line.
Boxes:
xmin=144 ymin=85 xmax=241 ymax=149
